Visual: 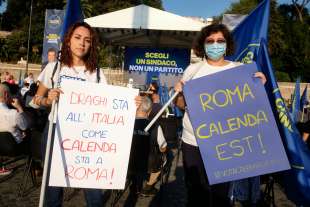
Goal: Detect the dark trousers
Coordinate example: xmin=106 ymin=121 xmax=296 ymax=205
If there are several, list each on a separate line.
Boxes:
xmin=42 ymin=122 xmax=103 ymax=207
xmin=182 ymin=142 xmax=231 ymax=207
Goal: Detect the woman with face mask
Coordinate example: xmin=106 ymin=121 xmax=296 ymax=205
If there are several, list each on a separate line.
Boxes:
xmin=174 ymin=24 xmax=266 ymax=207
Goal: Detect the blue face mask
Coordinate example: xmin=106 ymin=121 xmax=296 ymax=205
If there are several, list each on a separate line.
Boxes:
xmin=204 ymin=43 xmax=227 ymax=61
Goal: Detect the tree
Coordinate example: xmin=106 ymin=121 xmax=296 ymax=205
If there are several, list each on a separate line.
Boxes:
xmin=278 ymin=3 xmax=310 ymax=81
xmin=292 ymin=0 xmax=310 ymax=22
xmin=224 ymin=0 xmax=310 ymax=82
xmin=0 ymin=0 xmax=163 ymax=64
xmin=225 ymin=0 xmax=261 ymax=14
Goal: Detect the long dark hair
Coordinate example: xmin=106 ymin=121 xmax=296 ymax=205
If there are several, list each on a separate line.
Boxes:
xmin=193 ymin=24 xmax=234 ymax=58
xmin=60 ymin=22 xmax=98 ymax=73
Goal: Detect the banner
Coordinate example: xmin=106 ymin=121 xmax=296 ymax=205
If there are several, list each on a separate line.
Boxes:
xmin=49 ymin=79 xmax=139 ymax=189
xmin=124 ymin=47 xmax=190 ymax=87
xmin=183 ymin=63 xmax=290 ymax=185
xmin=41 ymin=9 xmax=64 ymax=64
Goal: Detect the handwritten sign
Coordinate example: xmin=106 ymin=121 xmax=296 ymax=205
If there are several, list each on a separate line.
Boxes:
xmin=49 ymin=79 xmax=139 ymax=189
xmin=183 ymin=63 xmax=290 ymax=185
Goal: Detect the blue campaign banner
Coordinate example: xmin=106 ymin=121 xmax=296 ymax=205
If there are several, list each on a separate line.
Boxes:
xmin=41 ymin=9 xmax=64 ymax=64
xmin=183 ymin=63 xmax=290 ymax=185
xmin=124 ymin=47 xmax=190 ymax=87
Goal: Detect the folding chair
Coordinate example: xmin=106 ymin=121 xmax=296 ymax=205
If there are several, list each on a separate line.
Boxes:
xmin=0 ymin=132 xmax=37 ymax=196
xmin=263 ymin=176 xmax=276 ymax=206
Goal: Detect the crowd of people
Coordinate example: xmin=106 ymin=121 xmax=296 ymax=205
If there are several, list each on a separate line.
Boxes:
xmin=0 ymin=21 xmax=309 ymax=207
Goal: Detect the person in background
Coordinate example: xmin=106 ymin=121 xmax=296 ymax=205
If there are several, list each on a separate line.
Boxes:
xmin=297 ymin=120 xmax=310 ymax=148
xmin=7 ymin=75 xmax=15 ymax=85
xmin=24 ymin=72 xmax=34 ymax=85
xmin=0 ymin=83 xmax=30 ymax=175
xmin=20 ymin=82 xmax=30 ymax=97
xmin=4 ymin=72 xmax=10 ymax=82
xmin=174 ymin=24 xmax=266 ymax=207
xmin=41 ymin=47 xmax=57 ymax=70
xmin=128 ymin=96 xmax=167 ymax=197
xmin=148 ymin=82 xmax=163 ymax=120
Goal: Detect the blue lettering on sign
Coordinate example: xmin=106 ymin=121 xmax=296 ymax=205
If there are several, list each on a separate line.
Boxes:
xmin=75 ymin=155 xmax=90 ymax=164
xmin=112 ymin=99 xmax=129 ymax=110
xmin=58 ymin=75 xmax=86 ymax=87
xmin=82 ymin=130 xmax=108 ymax=139
xmin=66 ymin=112 xmax=84 ymax=123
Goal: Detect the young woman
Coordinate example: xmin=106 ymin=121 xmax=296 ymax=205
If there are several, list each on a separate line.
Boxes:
xmin=34 ymin=22 xmax=107 ymax=207
xmin=174 ymin=24 xmax=266 ymax=206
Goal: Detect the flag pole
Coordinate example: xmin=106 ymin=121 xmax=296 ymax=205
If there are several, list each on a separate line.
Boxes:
xmin=39 ymin=100 xmax=57 ymax=207
xmin=144 ymin=91 xmax=179 ymax=132
xmin=25 ymin=0 xmax=33 ymax=79
xmin=302 ymin=106 xmax=305 ymax=122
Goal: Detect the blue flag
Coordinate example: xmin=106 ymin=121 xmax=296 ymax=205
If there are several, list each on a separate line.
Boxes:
xmin=229 ymin=0 xmax=310 ymax=204
xmin=290 ymin=77 xmax=301 ymax=123
xmin=300 ymin=85 xmax=308 ymax=110
xmin=61 ymin=0 xmax=83 ymax=40
xmin=228 ymin=0 xmax=269 ymax=63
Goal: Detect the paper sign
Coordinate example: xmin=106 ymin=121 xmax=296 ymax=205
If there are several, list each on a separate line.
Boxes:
xmin=49 ymin=79 xmax=139 ymax=189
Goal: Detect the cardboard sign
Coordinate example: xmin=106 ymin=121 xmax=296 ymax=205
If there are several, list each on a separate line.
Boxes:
xmin=183 ymin=63 xmax=290 ymax=185
xmin=49 ymin=79 xmax=139 ymax=189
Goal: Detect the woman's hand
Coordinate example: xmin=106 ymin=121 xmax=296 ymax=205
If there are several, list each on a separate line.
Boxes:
xmin=47 ymin=88 xmax=63 ymax=105
xmin=174 ymin=80 xmax=184 ymax=92
xmin=11 ymin=98 xmax=23 ymax=112
xmin=254 ymin=72 xmax=267 ymax=85
xmin=134 ymin=95 xmax=142 ymax=109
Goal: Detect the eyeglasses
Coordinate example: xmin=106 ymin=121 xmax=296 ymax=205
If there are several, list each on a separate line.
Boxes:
xmin=205 ymin=39 xmax=226 ymax=44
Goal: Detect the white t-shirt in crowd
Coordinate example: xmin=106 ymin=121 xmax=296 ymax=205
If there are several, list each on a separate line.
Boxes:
xmin=0 ymin=103 xmax=29 ymax=143
xmin=181 ymin=60 xmax=242 ymax=146
xmin=38 ymin=62 xmax=107 ymax=122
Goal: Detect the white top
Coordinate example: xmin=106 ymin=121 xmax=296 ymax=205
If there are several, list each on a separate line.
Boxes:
xmin=181 ymin=60 xmax=242 ymax=146
xmin=0 ymin=103 xmax=29 ymax=143
xmin=38 ymin=62 xmax=107 ymax=122
xmin=24 ymin=76 xmax=34 ymax=85
xmin=157 ymin=125 xmax=167 ymax=149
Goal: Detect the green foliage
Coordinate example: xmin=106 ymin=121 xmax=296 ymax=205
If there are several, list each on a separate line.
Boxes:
xmin=98 ymin=44 xmax=125 ymax=68
xmin=4 ymin=30 xmax=28 ymax=62
xmin=225 ymin=0 xmax=261 ymax=14
xmin=1 ymin=0 xmax=64 ymax=63
xmin=224 ymin=0 xmax=310 ymax=82
xmin=0 ymin=0 xmax=162 ymax=64
xmin=275 ymin=71 xmax=291 ymax=82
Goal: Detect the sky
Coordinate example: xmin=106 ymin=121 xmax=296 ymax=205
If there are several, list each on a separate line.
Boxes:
xmin=0 ymin=0 xmax=306 ymax=16
xmin=0 ymin=1 xmax=6 ymax=14
xmin=162 ymin=0 xmax=298 ymax=18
